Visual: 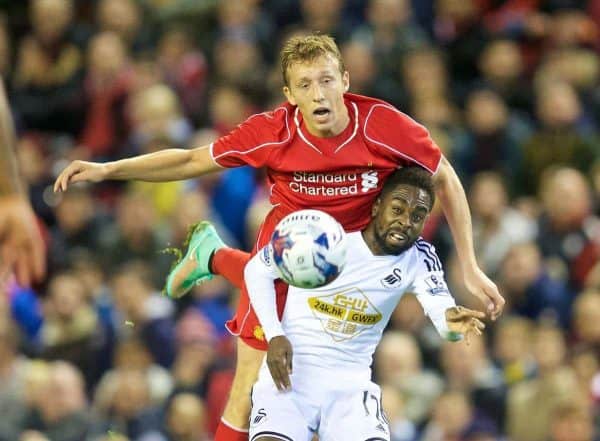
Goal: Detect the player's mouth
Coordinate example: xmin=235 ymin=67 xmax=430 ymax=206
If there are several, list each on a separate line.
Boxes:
xmin=387 ymin=230 xmax=408 ymax=246
xmin=312 ymin=107 xmax=331 ymax=123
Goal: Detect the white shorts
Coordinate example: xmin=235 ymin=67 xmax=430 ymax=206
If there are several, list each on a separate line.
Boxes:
xmin=249 ymin=375 xmax=390 ymax=441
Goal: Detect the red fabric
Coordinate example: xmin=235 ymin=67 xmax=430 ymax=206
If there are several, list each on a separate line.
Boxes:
xmin=212 ymin=248 xmax=251 ymax=290
xmin=225 ymin=210 xmax=288 ymax=351
xmin=80 ymin=69 xmax=132 ymax=156
xmin=214 ymin=418 xmax=248 ymax=441
xmin=211 ymin=93 xmax=442 ymax=233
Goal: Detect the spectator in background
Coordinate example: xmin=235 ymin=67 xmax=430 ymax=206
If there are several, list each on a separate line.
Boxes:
xmin=95 ymin=0 xmax=151 ymax=54
xmin=498 ymin=242 xmax=573 ymax=327
xmin=162 ymin=393 xmax=209 ymax=441
xmin=439 ymin=336 xmax=505 ymax=426
xmin=0 ymin=15 xmax=11 ymax=78
xmin=468 ymin=172 xmax=537 ymax=276
xmin=340 ymin=39 xmax=404 ymax=108
xmin=572 ymin=290 xmax=600 ymax=349
xmin=79 ymin=31 xmax=133 ymax=160
xmin=506 ymin=323 xmax=585 ymax=441
xmin=0 ymin=315 xmax=30 ymax=441
xmin=49 ymin=186 xmax=108 ymax=272
xmin=352 ymin=0 xmax=429 ymax=82
xmin=492 ymin=317 xmax=536 ymax=387
xmin=90 ymin=369 xmax=163 ymax=441
xmin=420 ymin=391 xmax=476 ymax=441
xmin=433 ymin=0 xmax=489 ymax=90
xmin=110 ymin=262 xmax=175 ymax=368
xmin=375 ymin=331 xmax=444 ymax=426
xmin=94 ymin=338 xmax=173 ymax=411
xmin=12 ymin=0 xmax=85 ymax=135
xmin=99 ymin=192 xmax=171 ymax=278
xmin=476 ymin=39 xmax=531 ymax=113
xmin=16 ymin=135 xmax=56 ymax=225
xmin=299 ymin=0 xmax=350 ymax=43
xmin=536 ymin=167 xmax=600 ymax=290
xmin=212 ymin=36 xmax=268 ymax=105
xmin=157 ymin=29 xmax=207 ymax=123
xmin=37 ymin=271 xmax=112 ymax=389
xmin=379 ymin=384 xmax=417 ymax=441
xmin=22 ymin=361 xmax=89 ymax=441
xmin=549 ymin=402 xmax=596 ymax=441
xmin=518 ymin=82 xmax=599 ymax=195
xmin=215 ymin=0 xmax=274 ymax=64
xmin=456 ymin=89 xmax=531 ymax=186
xmin=128 ymin=83 xmax=193 ymax=156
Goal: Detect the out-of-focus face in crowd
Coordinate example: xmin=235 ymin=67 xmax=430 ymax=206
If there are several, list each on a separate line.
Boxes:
xmin=532 ymin=324 xmax=566 ymax=373
xmin=536 ymin=81 xmax=581 ymax=129
xmin=97 ymin=0 xmax=140 ymax=43
xmin=87 ymin=31 xmax=127 ymax=78
xmin=465 ymin=90 xmax=509 ymax=135
xmin=375 ymin=331 xmax=422 ymax=385
xmin=479 ymin=40 xmax=523 ymax=86
xmin=469 ymin=172 xmax=508 ymax=222
xmin=493 ymin=317 xmax=532 ymax=366
xmin=166 ymin=393 xmax=206 ymax=440
xmin=573 ymin=290 xmax=600 ymax=345
xmin=540 ymin=167 xmax=591 ymax=231
xmin=30 ymin=0 xmax=73 ymax=45
xmin=367 ymin=0 xmax=411 ymax=29
xmin=499 ymin=243 xmax=541 ymax=295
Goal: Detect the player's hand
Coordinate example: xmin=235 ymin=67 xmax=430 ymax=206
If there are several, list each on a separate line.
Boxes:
xmin=0 ymin=195 xmax=45 ymax=286
xmin=463 ymin=267 xmax=505 ymax=320
xmin=53 ymin=160 xmax=108 ymax=192
xmin=446 ymin=306 xmax=486 ymax=345
xmin=267 ymin=335 xmax=293 ymax=391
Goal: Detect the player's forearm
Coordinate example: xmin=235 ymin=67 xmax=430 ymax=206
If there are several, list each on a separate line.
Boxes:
xmin=0 ymin=78 xmax=23 ymax=195
xmin=244 ymin=252 xmax=284 ymax=341
xmin=105 ymin=146 xmax=219 ymax=182
xmin=434 ymin=157 xmax=478 ymax=272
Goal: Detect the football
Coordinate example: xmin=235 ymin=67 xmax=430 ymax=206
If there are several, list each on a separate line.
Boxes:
xmin=270 ymin=209 xmax=347 ymax=289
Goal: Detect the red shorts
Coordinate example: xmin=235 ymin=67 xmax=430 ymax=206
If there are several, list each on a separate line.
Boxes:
xmin=225 ymin=209 xmax=288 ymax=351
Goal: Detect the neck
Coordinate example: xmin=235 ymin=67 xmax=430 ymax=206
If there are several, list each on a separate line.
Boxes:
xmin=361 ymin=228 xmax=386 ymax=256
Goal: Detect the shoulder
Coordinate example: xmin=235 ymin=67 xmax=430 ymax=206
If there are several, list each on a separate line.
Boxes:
xmin=347 ymin=92 xmax=420 ymax=128
xmin=412 ymin=239 xmax=443 ymax=272
xmin=242 ymin=104 xmax=294 ymax=133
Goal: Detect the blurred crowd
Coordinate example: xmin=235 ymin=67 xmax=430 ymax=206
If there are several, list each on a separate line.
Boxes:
xmin=1 ymin=0 xmax=600 ymax=440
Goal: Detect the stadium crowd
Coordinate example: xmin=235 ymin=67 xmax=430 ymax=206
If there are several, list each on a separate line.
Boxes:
xmin=1 ymin=0 xmax=600 ymax=440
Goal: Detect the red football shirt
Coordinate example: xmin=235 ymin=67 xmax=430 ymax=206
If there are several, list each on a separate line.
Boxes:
xmin=210 ymin=93 xmax=441 ymax=232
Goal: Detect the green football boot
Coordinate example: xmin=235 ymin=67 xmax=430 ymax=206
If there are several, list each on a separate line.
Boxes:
xmin=164 ymin=221 xmax=225 ymax=298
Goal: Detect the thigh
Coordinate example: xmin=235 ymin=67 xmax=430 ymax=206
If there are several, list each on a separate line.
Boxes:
xmin=320 ymin=383 xmax=390 ymax=441
xmin=249 ymin=381 xmax=314 ymax=441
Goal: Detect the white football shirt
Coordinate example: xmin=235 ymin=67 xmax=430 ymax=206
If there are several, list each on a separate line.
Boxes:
xmin=245 ymin=231 xmax=457 ymax=382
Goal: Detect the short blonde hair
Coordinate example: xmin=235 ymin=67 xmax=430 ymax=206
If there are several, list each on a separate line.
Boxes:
xmin=280 ymin=34 xmax=345 ymax=86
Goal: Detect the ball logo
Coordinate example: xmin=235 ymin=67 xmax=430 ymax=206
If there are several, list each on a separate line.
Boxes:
xmin=361 ymin=171 xmax=379 ymax=193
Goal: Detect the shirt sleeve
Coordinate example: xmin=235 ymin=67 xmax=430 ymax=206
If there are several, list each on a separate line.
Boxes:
xmin=364 ymin=105 xmax=442 ymax=174
xmin=244 ymin=245 xmax=285 ymax=341
xmin=409 ymin=242 xmax=458 ymax=339
xmin=210 ymin=107 xmax=291 ymax=168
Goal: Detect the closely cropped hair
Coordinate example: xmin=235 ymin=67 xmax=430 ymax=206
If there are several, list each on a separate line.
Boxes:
xmin=280 ymin=34 xmax=345 ymax=86
xmin=380 ymin=166 xmax=435 ymax=209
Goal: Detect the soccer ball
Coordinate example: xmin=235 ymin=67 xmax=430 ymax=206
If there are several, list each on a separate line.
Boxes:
xmin=270 ymin=209 xmax=347 ymax=289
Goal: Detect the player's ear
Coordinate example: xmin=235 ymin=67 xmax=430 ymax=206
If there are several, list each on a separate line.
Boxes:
xmin=371 ymin=198 xmax=380 ymax=218
xmin=342 ymin=71 xmax=349 ymax=92
xmin=283 ymin=86 xmax=296 ymax=106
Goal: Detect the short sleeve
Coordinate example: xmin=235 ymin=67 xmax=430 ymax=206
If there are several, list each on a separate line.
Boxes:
xmin=364 ymin=105 xmax=442 ymax=173
xmin=409 ymin=241 xmax=456 ymax=338
xmin=210 ymin=107 xmax=292 ymax=168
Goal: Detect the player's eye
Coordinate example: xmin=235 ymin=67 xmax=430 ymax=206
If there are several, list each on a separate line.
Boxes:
xmin=412 ymin=214 xmax=423 ymax=222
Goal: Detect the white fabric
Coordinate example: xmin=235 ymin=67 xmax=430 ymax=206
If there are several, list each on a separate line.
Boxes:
xmin=249 ymin=377 xmax=391 ymax=441
xmin=246 ymin=232 xmax=457 ymax=379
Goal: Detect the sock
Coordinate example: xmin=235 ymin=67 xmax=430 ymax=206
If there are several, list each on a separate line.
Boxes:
xmin=211 ymin=248 xmax=251 ymax=290
xmin=214 ymin=418 xmax=248 ymax=441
